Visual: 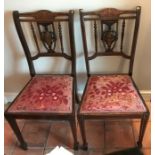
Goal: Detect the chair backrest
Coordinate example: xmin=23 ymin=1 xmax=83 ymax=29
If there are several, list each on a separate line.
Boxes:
xmin=13 ymin=10 xmax=76 ymax=77
xmin=80 ymin=6 xmax=141 ymax=77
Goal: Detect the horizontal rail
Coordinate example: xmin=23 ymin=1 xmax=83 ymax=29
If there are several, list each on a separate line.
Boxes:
xmin=31 ymin=52 xmax=72 ymax=60
xmin=88 ymin=51 xmax=131 ymax=60
xmin=19 ymin=12 xmax=70 ymax=17
xmin=81 ymin=10 xmax=136 ymax=16
xmin=20 ymin=19 xmax=69 ymax=22
xmin=83 ymin=16 xmax=136 ymax=21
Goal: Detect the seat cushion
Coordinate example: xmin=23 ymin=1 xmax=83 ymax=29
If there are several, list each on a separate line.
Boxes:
xmin=80 ymin=75 xmax=146 ymax=113
xmin=8 ymin=75 xmax=73 ymax=113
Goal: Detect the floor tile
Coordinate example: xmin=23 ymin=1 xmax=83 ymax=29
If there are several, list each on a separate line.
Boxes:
xmin=104 ymin=121 xmax=135 ymax=148
xmin=88 ymin=150 xmax=104 ymax=155
xmin=22 ymin=121 xmax=51 ymax=147
xmin=78 ymin=120 xmax=105 ymax=149
xmin=4 ymin=101 xmax=151 ymax=155
xmin=104 ymin=148 xmax=123 ymax=154
xmin=12 ymin=147 xmax=44 ymax=155
xmin=4 ymin=146 xmax=14 ymax=155
xmin=46 ymin=121 xmax=73 ymax=148
xmin=104 ymin=147 xmax=145 ymax=155
xmin=142 ymin=148 xmax=151 ymax=155
xmin=66 ymin=122 xmax=79 ymax=149
xmin=75 ymin=149 xmax=104 ymax=155
xmin=132 ymin=121 xmax=151 ymax=148
xmin=5 ymin=123 xmax=17 ymax=147
xmin=4 ymin=121 xmax=25 ymax=155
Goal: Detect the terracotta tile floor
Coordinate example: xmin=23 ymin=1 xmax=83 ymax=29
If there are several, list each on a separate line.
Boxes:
xmin=4 ymin=102 xmax=151 ymax=155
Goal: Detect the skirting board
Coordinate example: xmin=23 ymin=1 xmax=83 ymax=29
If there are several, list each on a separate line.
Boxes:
xmin=139 ymin=90 xmax=151 ymax=102
xmin=4 ymin=90 xmax=151 ymax=104
xmin=4 ymin=92 xmax=18 ymax=104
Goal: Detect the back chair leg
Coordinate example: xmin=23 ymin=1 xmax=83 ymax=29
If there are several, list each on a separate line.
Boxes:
xmin=137 ymin=112 xmax=149 ymax=148
xmin=78 ymin=115 xmax=88 ymax=150
xmin=75 ymin=84 xmax=80 ymax=104
xmin=5 ymin=115 xmax=27 ymax=150
xmin=76 ymin=93 xmax=80 ymax=104
xmin=69 ymin=118 xmax=79 ymax=150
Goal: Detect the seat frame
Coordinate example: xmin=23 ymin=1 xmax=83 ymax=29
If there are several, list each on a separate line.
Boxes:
xmin=78 ymin=6 xmax=150 ymax=150
xmin=5 ymin=10 xmax=79 ymax=150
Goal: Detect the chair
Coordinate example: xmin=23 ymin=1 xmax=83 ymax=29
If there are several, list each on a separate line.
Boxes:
xmin=4 ymin=10 xmax=79 ymax=150
xmin=78 ymin=6 xmax=149 ymax=150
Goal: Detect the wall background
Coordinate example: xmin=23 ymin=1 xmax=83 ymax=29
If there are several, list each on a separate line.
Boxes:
xmin=4 ymin=0 xmax=151 ymax=102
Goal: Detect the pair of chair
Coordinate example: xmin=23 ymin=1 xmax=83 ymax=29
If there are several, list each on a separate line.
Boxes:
xmin=5 ymin=6 xmax=149 ymax=151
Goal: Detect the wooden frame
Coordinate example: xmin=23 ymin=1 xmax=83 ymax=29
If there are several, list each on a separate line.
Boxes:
xmin=4 ymin=10 xmax=79 ymax=150
xmin=78 ymin=6 xmax=150 ymax=150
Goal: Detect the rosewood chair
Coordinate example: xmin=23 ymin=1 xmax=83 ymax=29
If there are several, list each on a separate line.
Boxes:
xmin=78 ymin=6 xmax=149 ymax=150
xmin=4 ymin=10 xmax=79 ymax=150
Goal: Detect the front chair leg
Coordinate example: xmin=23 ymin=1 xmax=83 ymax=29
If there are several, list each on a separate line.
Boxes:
xmin=5 ymin=115 xmax=27 ymax=150
xmin=78 ymin=115 xmax=88 ymax=150
xmin=69 ymin=117 xmax=79 ymax=150
xmin=137 ymin=112 xmax=149 ymax=148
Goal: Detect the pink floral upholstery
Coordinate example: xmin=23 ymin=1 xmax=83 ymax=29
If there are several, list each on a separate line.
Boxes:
xmin=80 ymin=75 xmax=146 ymax=113
xmin=8 ymin=75 xmax=73 ymax=113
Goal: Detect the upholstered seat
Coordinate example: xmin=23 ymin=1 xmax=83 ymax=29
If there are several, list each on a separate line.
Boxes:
xmin=8 ymin=75 xmax=73 ymax=113
xmin=80 ymin=75 xmax=146 ymax=113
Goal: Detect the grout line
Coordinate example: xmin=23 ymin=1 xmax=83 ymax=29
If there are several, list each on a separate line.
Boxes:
xmin=131 ymin=120 xmax=137 ymax=147
xmin=11 ymin=120 xmax=26 ymax=155
xmin=103 ymin=120 xmax=106 ymax=155
xmin=142 ymin=146 xmax=151 ymax=149
xmin=130 ymin=120 xmax=151 ymax=150
xmin=42 ymin=122 xmax=52 ymax=155
xmin=9 ymin=146 xmax=15 ymax=155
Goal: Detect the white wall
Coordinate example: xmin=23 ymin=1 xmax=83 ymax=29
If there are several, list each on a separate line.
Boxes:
xmin=4 ymin=0 xmax=151 ymax=101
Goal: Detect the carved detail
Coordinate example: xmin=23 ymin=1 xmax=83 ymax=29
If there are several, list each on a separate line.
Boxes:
xmin=101 ymin=22 xmax=118 ymax=52
xmin=38 ymin=23 xmax=57 ymax=52
xmin=58 ymin=22 xmax=64 ymax=53
xmin=99 ymin=9 xmax=120 ymax=52
xmin=34 ymin=10 xmax=55 ymax=22
xmin=99 ymin=8 xmax=122 ymax=20
xmin=41 ymin=31 xmax=56 ymax=50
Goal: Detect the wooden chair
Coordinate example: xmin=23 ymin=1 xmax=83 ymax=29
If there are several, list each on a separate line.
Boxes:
xmin=4 ymin=10 xmax=79 ymax=150
xmin=78 ymin=6 xmax=149 ymax=150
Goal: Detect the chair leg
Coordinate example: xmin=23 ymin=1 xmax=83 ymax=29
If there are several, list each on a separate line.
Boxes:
xmin=78 ymin=115 xmax=88 ymax=150
xmin=69 ymin=118 xmax=79 ymax=150
xmin=137 ymin=112 xmax=149 ymax=148
xmin=5 ymin=115 xmax=27 ymax=150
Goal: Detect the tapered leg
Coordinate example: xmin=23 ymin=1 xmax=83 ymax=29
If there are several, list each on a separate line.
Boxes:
xmin=137 ymin=112 xmax=149 ymax=148
xmin=69 ymin=117 xmax=79 ymax=150
xmin=5 ymin=115 xmax=27 ymax=150
xmin=78 ymin=115 xmax=88 ymax=150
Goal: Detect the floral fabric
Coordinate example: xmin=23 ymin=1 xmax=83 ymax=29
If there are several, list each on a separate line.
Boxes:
xmin=80 ymin=75 xmax=146 ymax=113
xmin=8 ymin=75 xmax=73 ymax=113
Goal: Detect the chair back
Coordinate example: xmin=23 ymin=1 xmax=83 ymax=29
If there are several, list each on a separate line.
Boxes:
xmin=13 ymin=10 xmax=76 ymax=77
xmin=80 ymin=6 xmax=141 ymax=76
